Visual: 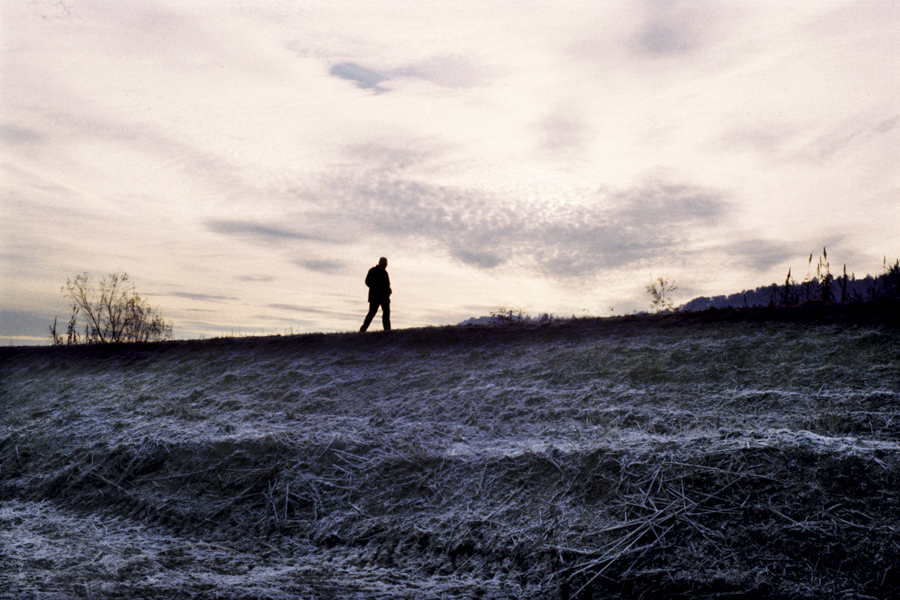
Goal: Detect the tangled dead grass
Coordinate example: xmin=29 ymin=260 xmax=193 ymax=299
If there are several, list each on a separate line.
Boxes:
xmin=1 ymin=302 xmax=899 ymax=599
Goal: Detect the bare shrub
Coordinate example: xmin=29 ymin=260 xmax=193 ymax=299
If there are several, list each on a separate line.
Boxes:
xmin=490 ymin=304 xmax=529 ymax=323
xmin=880 ymin=257 xmax=900 ymax=299
xmin=50 ymin=271 xmax=173 ymax=344
xmin=646 ymin=275 xmax=677 ymax=313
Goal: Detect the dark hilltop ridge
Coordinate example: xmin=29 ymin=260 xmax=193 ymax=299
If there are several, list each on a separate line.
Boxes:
xmin=13 ymin=295 xmax=900 ymax=357
xmin=2 ymin=300 xmax=899 ymax=599
xmin=680 ymin=254 xmax=900 ymax=312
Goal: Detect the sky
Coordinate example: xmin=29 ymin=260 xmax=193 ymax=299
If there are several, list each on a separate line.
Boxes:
xmin=1 ymin=0 xmax=898 ymax=344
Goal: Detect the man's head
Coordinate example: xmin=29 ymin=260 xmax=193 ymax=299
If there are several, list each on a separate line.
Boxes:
xmin=378 ymin=257 xmax=388 ymax=268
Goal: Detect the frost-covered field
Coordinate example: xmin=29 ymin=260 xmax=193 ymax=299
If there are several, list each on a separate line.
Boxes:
xmin=2 ymin=303 xmax=899 ymax=599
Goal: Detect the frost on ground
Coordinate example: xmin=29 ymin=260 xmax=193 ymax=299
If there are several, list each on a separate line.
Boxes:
xmin=1 ymin=303 xmax=899 ymax=599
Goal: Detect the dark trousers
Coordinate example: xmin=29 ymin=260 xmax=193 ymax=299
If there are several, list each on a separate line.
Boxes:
xmin=360 ymin=300 xmax=390 ymax=332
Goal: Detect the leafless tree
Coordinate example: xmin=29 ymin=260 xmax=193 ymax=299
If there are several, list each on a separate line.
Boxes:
xmin=50 ymin=272 xmax=173 ymax=344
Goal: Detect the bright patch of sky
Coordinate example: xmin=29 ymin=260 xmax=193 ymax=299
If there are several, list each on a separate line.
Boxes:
xmin=2 ymin=0 xmax=898 ymax=343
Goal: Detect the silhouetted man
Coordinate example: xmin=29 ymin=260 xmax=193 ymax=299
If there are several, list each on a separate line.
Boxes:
xmin=360 ymin=257 xmax=391 ymax=332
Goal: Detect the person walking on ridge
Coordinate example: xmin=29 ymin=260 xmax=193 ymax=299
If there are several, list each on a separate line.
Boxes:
xmin=360 ymin=257 xmax=391 ymax=332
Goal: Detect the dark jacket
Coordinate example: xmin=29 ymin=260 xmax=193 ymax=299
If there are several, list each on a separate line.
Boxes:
xmin=365 ymin=265 xmax=391 ymax=303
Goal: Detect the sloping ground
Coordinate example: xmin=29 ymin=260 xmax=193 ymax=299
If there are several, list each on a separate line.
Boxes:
xmin=2 ymin=303 xmax=899 ymax=599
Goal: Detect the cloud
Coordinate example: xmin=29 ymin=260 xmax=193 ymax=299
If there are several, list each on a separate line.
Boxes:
xmin=335 ymin=170 xmax=729 ymax=278
xmin=540 ymin=112 xmax=590 ymax=153
xmin=724 ymin=113 xmax=900 ymax=163
xmin=394 ymin=55 xmax=487 ymax=89
xmin=329 ymin=62 xmax=390 ymax=92
xmin=267 ymin=304 xmax=339 ymax=316
xmin=722 ymin=239 xmax=795 ymax=272
xmin=0 ymin=308 xmax=56 ymax=343
xmin=0 ymin=125 xmax=42 ymax=145
xmin=345 ymin=143 xmax=435 ymax=174
xmin=205 ymin=220 xmax=332 ymax=245
xmin=453 ymin=249 xmax=504 ymax=269
xmin=633 ymin=0 xmax=717 ymax=58
xmin=86 ymin=2 xmax=225 ymax=63
xmin=330 ymin=56 xmax=487 ymax=94
xmin=637 ymin=20 xmax=692 ymax=57
xmin=294 ymin=259 xmax=346 ymax=274
xmin=802 ymin=115 xmax=900 ymax=162
xmin=166 ymin=291 xmax=236 ymax=303
xmin=875 ymin=116 xmax=899 ymax=135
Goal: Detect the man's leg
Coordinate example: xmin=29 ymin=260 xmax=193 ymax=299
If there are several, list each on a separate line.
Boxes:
xmin=360 ymin=302 xmax=378 ymax=332
xmin=382 ymin=301 xmax=391 ymax=331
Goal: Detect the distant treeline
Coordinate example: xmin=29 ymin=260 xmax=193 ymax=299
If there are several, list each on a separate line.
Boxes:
xmin=681 ymin=252 xmax=900 ymax=312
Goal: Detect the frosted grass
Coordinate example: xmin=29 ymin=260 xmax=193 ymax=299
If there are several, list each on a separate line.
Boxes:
xmin=2 ymin=310 xmax=899 ymax=598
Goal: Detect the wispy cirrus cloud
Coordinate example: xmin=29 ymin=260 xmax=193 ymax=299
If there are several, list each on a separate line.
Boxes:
xmin=205 ymin=220 xmax=335 ymax=245
xmin=293 ymin=259 xmax=347 ymax=274
xmin=166 ymin=291 xmax=237 ymax=303
xmin=267 ymin=303 xmax=341 ymax=316
xmin=724 ymin=114 xmax=900 ymax=163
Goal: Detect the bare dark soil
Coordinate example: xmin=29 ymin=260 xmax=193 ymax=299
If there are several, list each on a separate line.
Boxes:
xmin=2 ymin=302 xmax=899 ymax=599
